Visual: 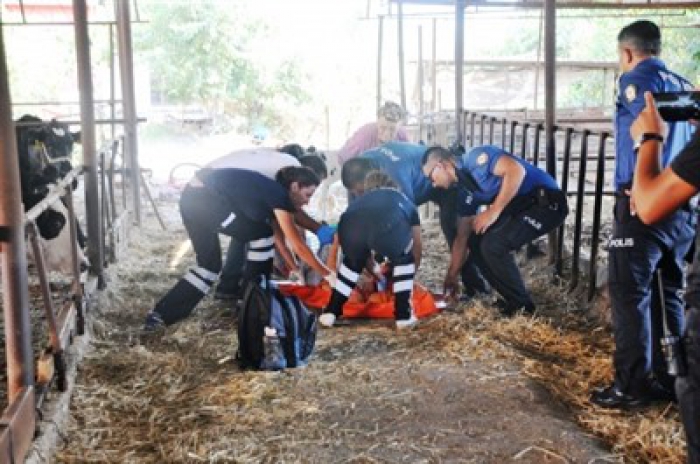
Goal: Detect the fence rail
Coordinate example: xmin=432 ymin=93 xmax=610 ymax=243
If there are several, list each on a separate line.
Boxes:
xmin=462 ymin=111 xmax=614 ymax=300
xmin=0 ymin=138 xmax=129 ymax=462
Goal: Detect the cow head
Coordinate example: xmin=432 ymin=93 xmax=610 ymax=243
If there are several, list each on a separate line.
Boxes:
xmin=15 ymin=115 xmax=80 ymax=240
xmin=36 ymin=119 xmax=81 ymax=180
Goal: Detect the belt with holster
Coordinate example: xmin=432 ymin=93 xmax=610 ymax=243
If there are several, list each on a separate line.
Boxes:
xmin=503 ymin=187 xmax=564 ymax=215
xmin=534 ymin=187 xmax=566 ymax=210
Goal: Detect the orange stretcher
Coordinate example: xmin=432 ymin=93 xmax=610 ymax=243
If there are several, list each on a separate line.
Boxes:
xmin=276 ymin=282 xmax=442 ymax=319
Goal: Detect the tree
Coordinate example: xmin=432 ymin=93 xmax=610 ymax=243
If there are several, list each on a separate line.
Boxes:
xmin=135 ymin=0 xmax=310 ymax=136
xmin=489 ymin=11 xmax=700 ymax=109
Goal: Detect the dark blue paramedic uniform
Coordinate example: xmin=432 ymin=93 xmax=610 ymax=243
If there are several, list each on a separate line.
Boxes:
xmin=608 ymin=57 xmax=695 ymax=398
xmin=671 ymin=132 xmax=700 ymax=464
xmin=325 ymin=188 xmax=419 ymax=321
xmin=455 ymin=145 xmax=568 ymax=313
xmin=362 ymin=142 xmax=490 ymax=295
xmin=152 ymin=169 xmax=295 ymax=325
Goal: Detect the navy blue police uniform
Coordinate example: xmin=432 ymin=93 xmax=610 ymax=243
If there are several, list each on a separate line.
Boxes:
xmin=670 ymin=132 xmax=700 ymax=463
xmin=151 ymin=168 xmax=294 ymax=325
xmin=362 ymin=141 xmax=490 ymax=295
xmin=605 ymin=57 xmax=696 ymax=402
xmin=205 ymin=150 xmax=301 ymax=300
xmin=324 ymin=188 xmax=419 ymax=322
xmin=455 ymin=145 xmax=568 ymax=313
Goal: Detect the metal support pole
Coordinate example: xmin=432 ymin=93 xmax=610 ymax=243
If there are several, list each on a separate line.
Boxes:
xmin=455 ymin=0 xmax=465 ymax=144
xmin=544 ymin=0 xmax=556 ymax=179
xmin=556 ymin=127 xmax=574 ymax=277
xmin=377 ymin=15 xmax=384 ymax=113
xmin=418 ymin=25 xmax=424 ymax=142
xmin=109 ymin=23 xmax=116 ymax=141
xmin=397 ymin=0 xmax=406 ymax=111
xmin=544 ymin=0 xmax=557 ymax=260
xmin=0 ymin=27 xmax=35 ymax=403
xmin=570 ymin=130 xmax=590 ymax=291
xmin=431 ymin=18 xmax=437 ymax=113
xmin=588 ymin=133 xmax=608 ymax=300
xmin=533 ymin=8 xmax=544 ymax=111
xmin=116 ymin=0 xmax=141 ymax=226
xmin=73 ymin=0 xmax=104 ymax=285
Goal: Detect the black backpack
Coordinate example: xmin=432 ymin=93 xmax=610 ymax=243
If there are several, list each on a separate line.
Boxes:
xmin=236 ymin=278 xmax=317 ymax=370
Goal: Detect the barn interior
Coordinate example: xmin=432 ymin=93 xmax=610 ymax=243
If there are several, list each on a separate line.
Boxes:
xmin=1 ymin=0 xmax=699 ymax=462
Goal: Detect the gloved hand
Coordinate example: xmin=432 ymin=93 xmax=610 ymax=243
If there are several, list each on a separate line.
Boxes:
xmin=315 ymin=224 xmax=337 ymax=247
xmin=323 ymin=271 xmax=337 ymax=288
xmin=371 ymin=261 xmax=383 ymax=279
xmin=288 ymin=269 xmax=306 ymax=285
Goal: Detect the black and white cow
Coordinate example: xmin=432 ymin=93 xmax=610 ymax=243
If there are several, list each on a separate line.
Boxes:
xmin=15 ymin=115 xmax=87 ymax=273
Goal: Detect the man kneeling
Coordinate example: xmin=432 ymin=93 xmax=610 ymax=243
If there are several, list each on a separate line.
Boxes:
xmin=421 ymin=145 xmax=568 ymax=315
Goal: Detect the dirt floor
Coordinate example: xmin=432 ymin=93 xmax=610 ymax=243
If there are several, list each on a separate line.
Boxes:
xmin=41 ymin=198 xmax=687 ymax=463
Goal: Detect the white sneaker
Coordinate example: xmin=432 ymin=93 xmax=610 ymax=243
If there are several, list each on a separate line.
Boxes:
xmin=395 ymin=314 xmax=418 ymax=330
xmin=319 ymin=313 xmax=336 ymax=328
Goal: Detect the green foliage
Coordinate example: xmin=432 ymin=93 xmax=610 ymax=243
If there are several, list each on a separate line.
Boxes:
xmin=135 ymin=0 xmax=310 ymax=136
xmin=489 ymin=10 xmax=700 ymax=108
xmin=661 ymin=16 xmax=700 ymax=81
xmin=558 ymin=73 xmax=610 ymax=109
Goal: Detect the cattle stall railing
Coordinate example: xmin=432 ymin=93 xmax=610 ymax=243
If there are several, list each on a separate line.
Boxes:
xmin=0 ymin=166 xmax=89 ymax=463
xmin=100 ymin=137 xmax=132 ymax=265
xmin=23 ymin=167 xmax=87 ymax=397
xmin=0 ymin=138 xmax=132 ymax=462
xmin=461 ymin=111 xmax=614 ymax=301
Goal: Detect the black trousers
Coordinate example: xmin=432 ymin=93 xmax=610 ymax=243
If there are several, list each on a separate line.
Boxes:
xmin=325 ymin=211 xmax=415 ymax=321
xmin=435 ymin=188 xmax=491 ymax=296
xmin=608 ymin=196 xmax=695 ymax=394
xmin=677 ymin=307 xmax=700 ymax=464
xmin=215 ymin=237 xmax=248 ymax=297
xmin=469 ymin=192 xmax=568 ymax=312
xmin=153 ymin=186 xmax=274 ymax=325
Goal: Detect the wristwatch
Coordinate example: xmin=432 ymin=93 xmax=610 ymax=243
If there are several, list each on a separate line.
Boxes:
xmin=633 ymin=133 xmax=664 ymax=153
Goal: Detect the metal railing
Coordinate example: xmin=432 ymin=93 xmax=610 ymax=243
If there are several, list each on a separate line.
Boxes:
xmin=23 ymin=167 xmax=87 ymax=396
xmin=100 ymin=137 xmax=130 ymax=265
xmin=462 ymin=111 xmax=614 ymax=300
xmin=0 ymin=138 xmax=130 ymax=462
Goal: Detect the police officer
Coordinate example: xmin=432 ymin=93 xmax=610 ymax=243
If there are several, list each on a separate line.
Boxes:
xmin=320 ymin=171 xmax=421 ymax=330
xmin=202 ymin=147 xmax=334 ymax=300
xmin=590 ymin=20 xmax=696 ymax=409
xmin=144 ymin=166 xmax=334 ymax=330
xmin=341 ymin=141 xmax=490 ymax=299
xmin=421 ymin=145 xmax=568 ymax=315
xmin=629 ymin=91 xmax=699 ymax=464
